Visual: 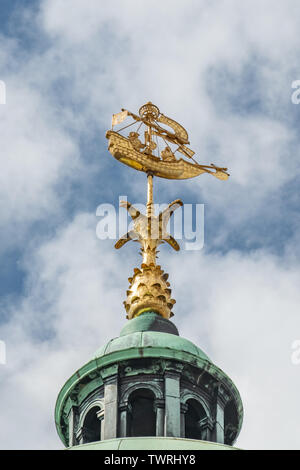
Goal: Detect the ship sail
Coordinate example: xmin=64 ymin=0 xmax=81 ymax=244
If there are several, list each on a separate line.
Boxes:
xmin=157 ymin=114 xmax=189 ymax=144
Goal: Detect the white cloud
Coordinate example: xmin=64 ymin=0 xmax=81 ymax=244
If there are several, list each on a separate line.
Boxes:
xmin=0 ymin=37 xmax=82 ymax=254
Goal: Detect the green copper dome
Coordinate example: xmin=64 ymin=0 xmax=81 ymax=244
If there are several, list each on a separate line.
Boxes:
xmin=119 ymin=311 xmax=180 ymax=336
xmin=94 ymin=312 xmax=210 ymax=363
xmin=55 ymin=312 xmax=243 ymax=448
xmin=93 ymin=331 xmax=210 ymax=363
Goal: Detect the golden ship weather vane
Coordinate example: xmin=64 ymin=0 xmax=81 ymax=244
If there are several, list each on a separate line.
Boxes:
xmin=106 ymin=102 xmax=229 ymax=320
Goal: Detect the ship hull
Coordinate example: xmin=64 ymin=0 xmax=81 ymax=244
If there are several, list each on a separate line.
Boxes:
xmin=106 ymin=131 xmax=208 ymax=180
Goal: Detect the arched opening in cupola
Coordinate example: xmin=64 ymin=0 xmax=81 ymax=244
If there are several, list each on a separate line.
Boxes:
xmin=128 ymin=388 xmax=156 ymax=437
xmin=185 ymin=399 xmax=207 ymax=440
xmin=82 ymin=406 xmax=102 ymax=444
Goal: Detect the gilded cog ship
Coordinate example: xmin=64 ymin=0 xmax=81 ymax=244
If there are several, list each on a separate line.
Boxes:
xmin=106 ymin=101 xmax=230 ymax=180
xmin=55 ymin=102 xmax=243 ymax=451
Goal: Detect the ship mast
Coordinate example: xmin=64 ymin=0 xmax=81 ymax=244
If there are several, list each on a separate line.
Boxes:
xmin=138 ymin=102 xmax=160 ymax=219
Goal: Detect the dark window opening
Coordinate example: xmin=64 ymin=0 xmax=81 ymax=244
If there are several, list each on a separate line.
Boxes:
xmin=128 ymin=389 xmax=156 ymax=437
xmin=185 ymin=399 xmax=206 ymax=440
xmin=224 ymin=400 xmax=238 ymax=445
xmin=82 ymin=407 xmax=101 ymax=444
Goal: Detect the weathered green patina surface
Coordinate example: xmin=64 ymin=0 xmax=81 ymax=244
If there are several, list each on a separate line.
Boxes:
xmin=55 ymin=313 xmax=243 ymax=448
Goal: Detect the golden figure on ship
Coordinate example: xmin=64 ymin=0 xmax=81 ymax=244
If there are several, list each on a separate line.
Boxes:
xmin=105 ymin=102 xmax=229 ymax=320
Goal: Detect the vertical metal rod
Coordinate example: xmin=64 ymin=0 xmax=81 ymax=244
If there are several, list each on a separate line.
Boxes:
xmin=147 ymin=172 xmax=154 ymax=218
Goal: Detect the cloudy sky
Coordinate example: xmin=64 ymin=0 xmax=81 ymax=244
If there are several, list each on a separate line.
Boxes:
xmin=1 ymin=0 xmax=300 ymax=449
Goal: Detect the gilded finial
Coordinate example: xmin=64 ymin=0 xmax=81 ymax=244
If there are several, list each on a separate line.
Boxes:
xmin=106 ymin=102 xmax=229 ymax=320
